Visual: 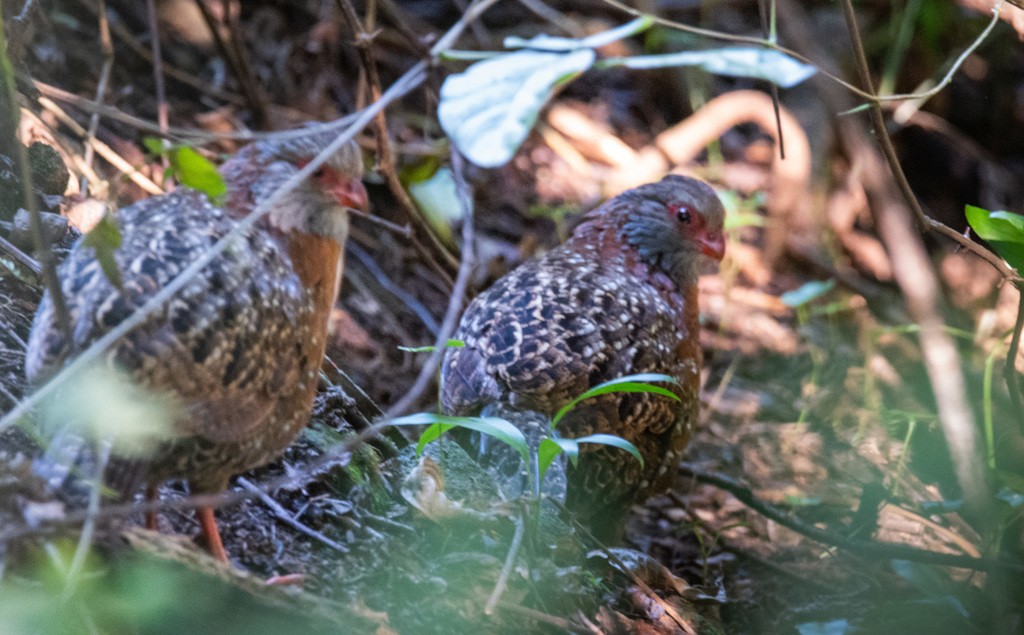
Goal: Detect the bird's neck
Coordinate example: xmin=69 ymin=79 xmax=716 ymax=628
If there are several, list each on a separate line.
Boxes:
xmin=287 ymin=231 xmax=344 ymax=346
xmin=567 ymin=217 xmax=697 ymax=290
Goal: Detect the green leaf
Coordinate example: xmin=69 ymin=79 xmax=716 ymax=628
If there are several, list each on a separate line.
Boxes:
xmin=780 ymin=279 xmax=835 ymax=308
xmin=965 ymin=205 xmax=1024 ymax=274
xmin=400 ymin=156 xmax=441 ymax=184
xmin=170 ymin=147 xmax=227 ymax=203
xmin=397 ymin=339 xmax=465 ymax=353
xmin=407 ymin=167 xmax=461 ymax=243
xmin=83 ymin=213 xmax=123 ymax=289
xmin=573 ymin=433 xmax=643 ymax=468
xmin=552 ymin=373 xmax=680 ymax=427
xmin=782 ymin=493 xmax=822 ymax=507
xmin=389 ymin=413 xmax=529 ymax=460
xmin=537 ymin=437 xmax=575 ymax=479
xmin=725 ymin=212 xmax=765 ymax=230
xmin=142 ymin=136 xmax=165 ymax=157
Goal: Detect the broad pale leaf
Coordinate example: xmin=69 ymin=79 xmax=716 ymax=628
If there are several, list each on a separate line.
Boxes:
xmin=438 ymin=48 xmax=595 ymax=167
xmin=608 ymin=48 xmax=816 ymax=88
xmin=503 ymin=16 xmax=653 ymax=51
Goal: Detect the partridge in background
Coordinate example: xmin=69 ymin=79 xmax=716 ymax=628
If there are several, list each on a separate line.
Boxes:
xmin=441 ymin=175 xmax=725 ymax=540
xmin=25 ymin=131 xmax=366 ymax=561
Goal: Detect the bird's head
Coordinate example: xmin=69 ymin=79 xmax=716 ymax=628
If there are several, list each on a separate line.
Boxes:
xmin=222 ymin=128 xmax=368 ymax=245
xmin=615 ymin=174 xmax=726 ymax=282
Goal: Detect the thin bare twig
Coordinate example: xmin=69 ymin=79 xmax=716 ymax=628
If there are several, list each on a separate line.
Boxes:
xmin=840 ymin=0 xmax=989 ymax=517
xmin=192 ymin=0 xmax=268 ymax=128
xmin=757 ymin=0 xmax=785 ymax=160
xmin=144 ymin=0 xmax=170 ymax=165
xmin=82 ymin=0 xmax=114 ymax=178
xmin=383 ymin=149 xmax=475 ymax=417
xmin=70 ymin=0 xmax=244 ymax=106
xmin=484 ymin=513 xmax=524 ymax=615
xmin=597 ymin=0 xmax=1004 ymax=108
xmin=14 ymin=0 xmax=37 ymax=22
xmin=348 ymin=206 xmax=413 ymax=238
xmin=493 ymin=601 xmax=578 ymax=632
xmin=37 ymin=96 xmax=164 ymax=195
xmin=236 ymin=477 xmax=349 ymax=554
xmin=334 ymin=0 xmax=460 ymax=281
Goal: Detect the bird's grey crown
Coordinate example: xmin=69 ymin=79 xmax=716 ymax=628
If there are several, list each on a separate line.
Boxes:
xmin=256 ymin=125 xmax=363 ymax=177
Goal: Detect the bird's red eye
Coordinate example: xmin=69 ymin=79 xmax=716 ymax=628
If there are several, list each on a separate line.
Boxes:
xmin=671 ymin=204 xmax=691 ymax=224
xmin=312 ymin=166 xmax=327 ymax=179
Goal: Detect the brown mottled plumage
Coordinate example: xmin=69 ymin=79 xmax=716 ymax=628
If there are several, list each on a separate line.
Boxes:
xmin=441 ymin=175 xmax=725 ymax=540
xmin=25 ymin=130 xmax=366 ymax=561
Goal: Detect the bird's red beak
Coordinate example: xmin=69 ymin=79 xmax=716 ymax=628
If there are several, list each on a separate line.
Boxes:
xmin=330 ymin=176 xmax=369 ymax=212
xmin=699 ymin=230 xmax=725 ymax=261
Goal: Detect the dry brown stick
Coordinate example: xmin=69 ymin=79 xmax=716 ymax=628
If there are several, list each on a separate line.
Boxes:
xmin=220 ymin=0 xmax=270 ymax=129
xmin=70 ymin=0 xmax=244 ymax=106
xmin=335 ymin=0 xmax=460 ymax=281
xmin=144 ymin=0 xmax=170 ymax=167
xmin=82 ymin=0 xmax=114 ymax=177
xmin=192 ymin=0 xmax=268 ymax=129
xmin=839 ymin=0 xmax=989 ymax=518
xmin=757 ymin=0 xmax=785 ymax=160
xmin=382 ymin=149 xmax=475 ymax=417
xmin=680 ymin=464 xmax=1023 ymax=574
xmin=37 ymin=96 xmax=163 ymax=195
xmin=236 ymin=477 xmax=349 ymax=554
xmin=926 ymin=219 xmax=1018 ymax=281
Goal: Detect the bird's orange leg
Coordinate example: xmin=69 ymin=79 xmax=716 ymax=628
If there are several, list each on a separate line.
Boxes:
xmin=196 ymin=506 xmax=229 ymax=562
xmin=145 ymin=485 xmax=158 ymax=530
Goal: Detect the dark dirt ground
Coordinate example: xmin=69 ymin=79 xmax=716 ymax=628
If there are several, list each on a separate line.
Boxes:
xmin=2 ymin=0 xmax=1024 ymax=633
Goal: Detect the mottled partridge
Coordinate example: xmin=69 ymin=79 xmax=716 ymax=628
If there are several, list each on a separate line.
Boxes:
xmin=441 ymin=175 xmax=725 ymax=540
xmin=25 ymin=131 xmax=366 ymax=561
